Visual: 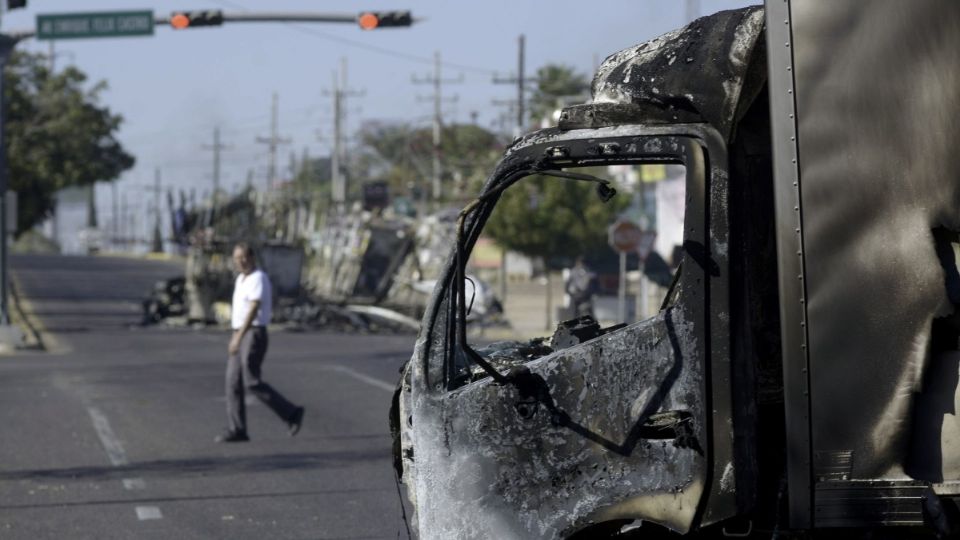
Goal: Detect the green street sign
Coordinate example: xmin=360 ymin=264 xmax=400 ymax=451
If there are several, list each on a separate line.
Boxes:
xmin=37 ymin=11 xmax=154 ymax=40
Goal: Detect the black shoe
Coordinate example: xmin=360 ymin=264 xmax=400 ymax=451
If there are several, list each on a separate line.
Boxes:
xmin=215 ymin=430 xmax=249 ymax=443
xmin=287 ymin=407 xmax=305 ymax=437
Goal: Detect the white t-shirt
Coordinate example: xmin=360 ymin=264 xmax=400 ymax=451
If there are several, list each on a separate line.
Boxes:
xmin=232 ymin=269 xmax=272 ymax=329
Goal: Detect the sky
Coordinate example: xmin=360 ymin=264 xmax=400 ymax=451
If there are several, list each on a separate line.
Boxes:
xmin=0 ymin=0 xmax=756 ymax=238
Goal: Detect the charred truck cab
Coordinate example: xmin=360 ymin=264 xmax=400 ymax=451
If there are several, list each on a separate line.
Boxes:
xmin=392 ymin=1 xmax=960 ymax=537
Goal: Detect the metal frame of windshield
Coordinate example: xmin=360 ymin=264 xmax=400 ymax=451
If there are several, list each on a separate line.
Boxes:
xmin=412 ymin=121 xmax=737 ymax=527
xmin=443 ymin=129 xmax=705 ymax=389
xmin=415 ymin=125 xmax=720 ymax=387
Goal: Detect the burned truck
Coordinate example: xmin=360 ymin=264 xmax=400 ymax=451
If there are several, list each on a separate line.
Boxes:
xmin=392 ymin=1 xmax=960 ymax=538
xmin=306 ymin=209 xmax=501 ymax=325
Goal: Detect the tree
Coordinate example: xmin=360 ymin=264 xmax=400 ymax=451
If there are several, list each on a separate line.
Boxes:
xmin=528 ymin=64 xmax=590 ymax=124
xmin=291 ymin=151 xmax=332 ymax=197
xmin=355 ymin=120 xmax=505 ymax=203
xmin=484 ymin=170 xmax=627 ymax=329
xmin=484 ymin=171 xmax=627 ymax=271
xmin=4 ymin=51 xmax=135 ymax=235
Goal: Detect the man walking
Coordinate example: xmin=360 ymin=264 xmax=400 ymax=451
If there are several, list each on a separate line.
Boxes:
xmin=565 ymin=257 xmax=598 ymax=319
xmin=217 ymin=242 xmax=304 ymax=443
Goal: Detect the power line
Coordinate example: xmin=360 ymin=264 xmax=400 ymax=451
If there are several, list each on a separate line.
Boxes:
xmin=208 ymin=0 xmax=499 ymax=75
xmin=202 ymin=126 xmax=232 ymax=203
xmin=256 ymin=92 xmax=292 ymax=189
xmin=286 ymin=22 xmax=498 ymax=75
xmin=323 ymin=58 xmax=364 ymax=206
xmin=120 ymin=105 xmax=321 ymax=143
xmin=412 ymin=50 xmax=462 ymax=202
xmin=492 ymin=34 xmax=538 ymax=137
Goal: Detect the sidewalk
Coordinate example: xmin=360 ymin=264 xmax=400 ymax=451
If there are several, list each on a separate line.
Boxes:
xmin=471 ymin=274 xmax=565 ymax=343
xmin=473 ymin=272 xmax=668 ymax=343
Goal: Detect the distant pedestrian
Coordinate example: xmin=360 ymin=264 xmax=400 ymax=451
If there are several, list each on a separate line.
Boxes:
xmin=565 ymin=257 xmax=598 ymax=319
xmin=216 ymin=242 xmax=304 ymax=443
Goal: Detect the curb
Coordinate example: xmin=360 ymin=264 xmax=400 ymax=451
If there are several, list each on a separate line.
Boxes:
xmin=97 ymin=251 xmax=185 ymax=264
xmin=9 ymin=275 xmax=44 ymax=351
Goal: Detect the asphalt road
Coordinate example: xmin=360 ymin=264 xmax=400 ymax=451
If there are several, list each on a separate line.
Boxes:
xmin=1 ymin=254 xmax=415 ymax=540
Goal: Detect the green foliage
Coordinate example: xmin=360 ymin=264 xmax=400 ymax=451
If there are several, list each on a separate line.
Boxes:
xmin=529 ymin=64 xmax=590 ymax=124
xmin=4 ymin=51 xmax=134 ymax=235
xmin=484 ymin=170 xmax=628 ymax=270
xmin=355 ymin=121 xmax=505 ymax=201
xmin=291 ymin=153 xmax=331 ymax=196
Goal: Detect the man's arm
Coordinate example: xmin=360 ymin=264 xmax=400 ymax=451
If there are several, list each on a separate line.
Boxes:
xmin=228 ymin=299 xmax=260 ymax=355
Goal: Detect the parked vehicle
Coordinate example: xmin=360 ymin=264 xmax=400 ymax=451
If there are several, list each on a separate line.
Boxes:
xmin=391 ymin=2 xmax=960 ymax=537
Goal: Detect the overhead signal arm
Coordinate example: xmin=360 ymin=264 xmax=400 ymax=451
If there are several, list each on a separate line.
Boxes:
xmin=160 ymin=10 xmax=414 ymax=30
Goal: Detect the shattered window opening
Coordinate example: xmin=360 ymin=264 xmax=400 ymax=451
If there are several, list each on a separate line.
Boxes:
xmin=447 ymin=160 xmax=688 ymax=388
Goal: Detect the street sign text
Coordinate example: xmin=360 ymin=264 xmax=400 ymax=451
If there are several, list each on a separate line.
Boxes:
xmin=37 ymin=11 xmax=154 ymax=40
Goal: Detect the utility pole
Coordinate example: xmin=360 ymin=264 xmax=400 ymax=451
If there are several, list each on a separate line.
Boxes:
xmin=331 ymin=73 xmax=343 ymax=205
xmin=413 ymin=51 xmax=462 ymax=202
xmin=120 ymin=191 xmax=128 ymax=249
xmin=493 ymin=35 xmax=538 ymax=137
xmin=149 ymin=168 xmax=163 ymax=253
xmin=86 ymin=184 xmax=98 ymax=228
xmin=111 ymin=181 xmax=118 ymax=250
xmin=203 ymin=126 xmax=231 ymax=204
xmin=0 ymin=37 xmax=10 ymax=328
xmin=132 ymin=194 xmax=139 ymax=248
xmin=256 ymin=93 xmax=291 ymax=190
xmin=490 ymin=102 xmax=516 ymax=136
xmin=324 ymin=58 xmax=363 ymax=207
xmin=492 ymin=35 xmax=538 ymax=304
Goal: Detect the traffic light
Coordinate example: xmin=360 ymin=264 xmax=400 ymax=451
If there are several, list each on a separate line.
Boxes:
xmin=7 ymin=0 xmax=26 ymax=10
xmin=169 ymin=10 xmax=224 ymax=30
xmin=357 ymin=11 xmax=412 ymax=30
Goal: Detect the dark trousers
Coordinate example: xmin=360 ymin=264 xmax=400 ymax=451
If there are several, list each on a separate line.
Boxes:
xmin=226 ymin=327 xmax=299 ymax=434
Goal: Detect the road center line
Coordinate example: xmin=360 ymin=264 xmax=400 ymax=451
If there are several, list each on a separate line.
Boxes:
xmin=135 ymin=506 xmax=163 ymax=520
xmin=122 ymin=478 xmax=146 ymax=490
xmin=87 ymin=406 xmax=129 ymax=466
xmin=323 ymin=365 xmax=395 ymax=393
xmin=88 ymin=407 xmax=162 ymax=521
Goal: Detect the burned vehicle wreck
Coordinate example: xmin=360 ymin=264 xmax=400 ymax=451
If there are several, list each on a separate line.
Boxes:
xmin=392 ymin=6 xmax=763 ymax=537
xmin=393 ymin=1 xmax=960 ymax=537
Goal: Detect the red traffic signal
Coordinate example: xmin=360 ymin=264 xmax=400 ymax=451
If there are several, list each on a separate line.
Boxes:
xmin=170 ymin=10 xmax=224 ymax=29
xmin=357 ymin=11 xmax=412 ymax=30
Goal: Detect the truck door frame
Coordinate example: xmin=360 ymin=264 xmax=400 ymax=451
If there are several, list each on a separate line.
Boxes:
xmin=766 ymin=0 xmax=814 ymax=528
xmin=406 ymin=123 xmax=742 ymax=534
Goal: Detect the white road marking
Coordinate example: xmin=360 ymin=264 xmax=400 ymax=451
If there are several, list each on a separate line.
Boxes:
xmin=322 ymin=365 xmax=395 ymax=393
xmin=135 ymin=506 xmax=163 ymax=520
xmin=87 ymin=407 xmax=129 ymax=466
xmin=88 ymin=407 xmax=162 ymax=520
xmin=122 ymin=478 xmax=146 ymax=490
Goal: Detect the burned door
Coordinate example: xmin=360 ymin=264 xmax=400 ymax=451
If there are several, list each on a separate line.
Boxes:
xmin=401 ymin=125 xmax=736 ymax=538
